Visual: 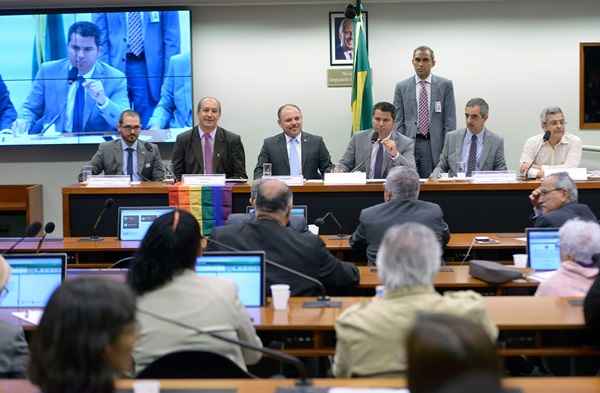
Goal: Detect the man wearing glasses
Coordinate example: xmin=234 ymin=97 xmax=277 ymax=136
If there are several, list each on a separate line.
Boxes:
xmin=529 ymin=172 xmax=596 ymax=228
xmin=519 ymin=106 xmax=582 ymax=179
xmin=79 ymin=109 xmax=165 ymax=181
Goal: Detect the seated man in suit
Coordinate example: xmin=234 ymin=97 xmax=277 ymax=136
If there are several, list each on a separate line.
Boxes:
xmin=208 ymin=178 xmax=359 ymax=296
xmin=172 ymin=97 xmax=247 ymax=180
xmin=334 ymin=222 xmax=497 ymax=378
xmin=431 ymin=98 xmax=507 ymax=178
xmin=0 ymin=75 xmax=16 ymax=132
xmin=337 ymin=101 xmax=415 ymax=177
xmin=14 ymin=21 xmax=128 ymax=134
xmin=80 ymin=110 xmax=164 ymax=181
xmin=529 ymin=172 xmax=596 ymax=227
xmin=225 ymin=179 xmax=307 ymax=232
xmin=519 ymin=106 xmax=582 ymax=179
xmin=254 ymin=104 xmax=333 ymax=179
xmin=351 ymin=166 xmax=449 ymax=263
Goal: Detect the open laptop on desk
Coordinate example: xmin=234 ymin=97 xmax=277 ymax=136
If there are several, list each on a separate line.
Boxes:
xmin=2 ymin=254 xmax=65 ymax=308
xmin=118 ymin=206 xmax=174 ymax=241
xmin=66 ymin=268 xmax=128 ymax=282
xmin=196 ymin=251 xmax=265 ymax=307
xmin=526 ymin=228 xmax=561 ymax=273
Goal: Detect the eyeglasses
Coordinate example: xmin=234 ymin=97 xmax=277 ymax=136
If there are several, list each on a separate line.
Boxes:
xmin=121 ymin=125 xmax=141 ymax=132
xmin=539 ymin=187 xmax=563 ymax=195
xmin=546 ymin=120 xmax=567 ymax=126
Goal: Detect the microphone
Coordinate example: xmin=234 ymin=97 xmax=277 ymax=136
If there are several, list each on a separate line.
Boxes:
xmin=2 ymin=222 xmax=42 ymax=254
xmin=314 ymin=212 xmax=347 ymax=239
xmin=370 ymin=130 xmax=379 ymax=143
xmin=137 ymin=307 xmax=312 ymax=386
xmin=35 ymin=222 xmax=55 ymax=253
xmin=80 ymin=198 xmax=115 ymax=242
xmin=523 ymin=131 xmax=551 ymax=179
xmin=206 ymin=237 xmax=341 ymax=308
xmin=344 ymin=3 xmax=357 ymax=19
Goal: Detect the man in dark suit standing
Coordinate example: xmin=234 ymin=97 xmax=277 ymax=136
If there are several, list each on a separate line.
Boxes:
xmin=172 ymin=97 xmax=247 ymax=180
xmin=529 ymin=172 xmax=597 ymax=228
xmin=254 ymin=104 xmax=332 ymax=179
xmin=208 ymin=178 xmax=358 ymax=296
xmin=351 ymin=166 xmax=449 ymax=263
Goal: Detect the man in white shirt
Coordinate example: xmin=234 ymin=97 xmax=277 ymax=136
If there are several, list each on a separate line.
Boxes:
xmin=520 ymin=106 xmax=582 ymax=179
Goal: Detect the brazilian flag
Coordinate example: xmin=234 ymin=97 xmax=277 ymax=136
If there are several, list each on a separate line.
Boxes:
xmin=32 ymin=14 xmax=67 ymax=79
xmin=351 ymin=1 xmax=373 ymax=134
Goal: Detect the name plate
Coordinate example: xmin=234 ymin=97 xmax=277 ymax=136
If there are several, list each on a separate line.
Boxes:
xmin=471 ymin=170 xmax=518 ymax=183
xmin=324 ymin=172 xmax=367 ymax=185
xmin=542 ymin=166 xmax=587 ymax=181
xmin=86 ymin=175 xmax=131 ymax=187
xmin=264 ymin=176 xmax=304 ymax=186
xmin=182 ymin=174 xmax=226 ymax=186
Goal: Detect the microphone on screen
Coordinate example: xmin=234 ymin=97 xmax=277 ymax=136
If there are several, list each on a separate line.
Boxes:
xmin=35 ymin=222 xmax=56 ymax=253
xmin=80 ymin=198 xmax=115 ymax=242
xmin=370 ymin=130 xmax=379 ymax=144
xmin=136 ymin=307 xmax=313 ymax=387
xmin=206 ymin=237 xmax=342 ymax=309
xmin=2 ymin=222 xmax=42 ymax=255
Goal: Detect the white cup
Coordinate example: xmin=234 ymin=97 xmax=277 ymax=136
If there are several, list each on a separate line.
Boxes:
xmin=271 ymin=284 xmax=290 ymax=310
xmin=513 ymin=254 xmax=528 ymax=268
xmin=133 ymin=380 xmax=160 ymax=393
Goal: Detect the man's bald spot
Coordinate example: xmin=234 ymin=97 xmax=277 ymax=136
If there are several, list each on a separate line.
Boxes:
xmin=260 ymin=178 xmax=289 ymax=200
xmin=256 ymin=178 xmax=292 ymax=213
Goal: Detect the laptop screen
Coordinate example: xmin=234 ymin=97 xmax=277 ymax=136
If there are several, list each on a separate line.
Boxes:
xmin=2 ymin=254 xmax=65 ymax=308
xmin=196 ymin=251 xmax=265 ymax=307
xmin=66 ymin=268 xmax=128 ymax=283
xmin=118 ymin=206 xmax=174 ymax=241
xmin=246 ymin=205 xmax=307 ymax=221
xmin=526 ymin=228 xmax=561 ymax=271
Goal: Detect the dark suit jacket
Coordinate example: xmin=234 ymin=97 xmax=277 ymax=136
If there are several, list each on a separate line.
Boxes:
xmin=0 ymin=321 xmax=28 ymax=378
xmin=533 ymin=202 xmax=597 ymax=228
xmin=351 ymin=198 xmax=450 ymax=263
xmin=0 ymin=75 xmax=16 ymax=130
xmin=226 ymin=212 xmax=307 ymax=232
xmin=172 ymin=126 xmax=248 ymax=180
xmin=208 ymin=218 xmax=359 ymax=296
xmin=584 ymin=274 xmax=600 ymax=334
xmin=254 ymin=131 xmax=332 ymax=179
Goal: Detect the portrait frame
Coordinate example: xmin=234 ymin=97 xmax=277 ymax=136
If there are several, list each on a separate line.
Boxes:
xmin=580 ymin=42 xmax=600 ymax=129
xmin=329 ymin=11 xmax=368 ymax=67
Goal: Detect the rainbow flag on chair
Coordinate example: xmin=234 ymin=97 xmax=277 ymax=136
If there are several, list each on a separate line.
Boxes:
xmin=168 ymin=185 xmax=232 ymax=236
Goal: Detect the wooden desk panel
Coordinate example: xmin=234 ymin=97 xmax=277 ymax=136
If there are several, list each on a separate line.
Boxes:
xmin=0 ymin=184 xmax=43 ymax=236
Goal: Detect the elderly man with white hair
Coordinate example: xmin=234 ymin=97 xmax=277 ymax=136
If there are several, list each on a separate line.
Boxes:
xmin=333 ymin=223 xmax=497 ymax=378
xmin=0 ymin=255 xmax=29 ymax=377
xmin=535 ymin=219 xmax=600 ymax=297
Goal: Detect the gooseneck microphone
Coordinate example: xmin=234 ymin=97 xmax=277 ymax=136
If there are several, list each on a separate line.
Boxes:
xmin=314 ymin=212 xmax=347 ymax=239
xmin=80 ymin=198 xmax=115 ymax=242
xmin=2 ymin=222 xmax=42 ymax=254
xmin=137 ymin=307 xmax=312 ymax=387
xmin=523 ymin=131 xmax=551 ymax=179
xmin=206 ymin=237 xmax=341 ymax=308
xmin=35 ymin=222 xmax=55 ymax=253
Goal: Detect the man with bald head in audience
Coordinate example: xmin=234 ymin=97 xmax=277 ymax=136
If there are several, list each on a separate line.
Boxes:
xmin=208 ymin=178 xmax=359 ymax=295
xmin=172 ymin=97 xmax=247 ymax=180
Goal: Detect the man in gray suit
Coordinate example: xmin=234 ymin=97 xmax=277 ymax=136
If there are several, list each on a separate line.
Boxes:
xmin=393 ymin=46 xmax=456 ymax=178
xmin=431 ymin=98 xmax=507 ymax=178
xmin=254 ymin=104 xmax=333 ymax=179
xmin=80 ymin=110 xmax=164 ymax=181
xmin=351 ymin=166 xmax=449 ymax=263
xmin=337 ymin=101 xmax=415 ymax=177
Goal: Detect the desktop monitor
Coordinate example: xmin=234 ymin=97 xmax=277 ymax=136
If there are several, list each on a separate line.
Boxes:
xmin=66 ymin=268 xmax=128 ymax=282
xmin=195 ymin=251 xmax=265 ymax=307
xmin=526 ymin=228 xmax=561 ymax=272
xmin=2 ymin=253 xmax=66 ymax=308
xmin=118 ymin=206 xmax=174 ymax=241
xmin=246 ymin=205 xmax=307 ymax=222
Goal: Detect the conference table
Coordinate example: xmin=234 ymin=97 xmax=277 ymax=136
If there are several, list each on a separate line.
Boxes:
xmin=62 ymin=180 xmax=600 ymax=237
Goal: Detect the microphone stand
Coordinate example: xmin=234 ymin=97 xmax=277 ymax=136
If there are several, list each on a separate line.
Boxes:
xmin=314 ymin=212 xmax=348 ymax=240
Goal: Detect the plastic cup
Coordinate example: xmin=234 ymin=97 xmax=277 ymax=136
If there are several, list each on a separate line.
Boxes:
xmin=271 ymin=284 xmax=290 ymax=310
xmin=133 ymin=380 xmax=160 ymax=393
xmin=513 ymin=254 xmax=528 ymax=268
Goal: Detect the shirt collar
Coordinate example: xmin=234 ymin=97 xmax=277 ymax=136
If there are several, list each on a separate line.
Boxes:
xmin=199 ymin=128 xmax=217 ymax=140
xmin=72 ymin=64 xmax=96 ymax=80
xmin=414 ymin=74 xmax=432 ymax=85
xmin=120 ymin=139 xmax=138 ymax=151
xmin=466 ymin=128 xmax=486 ymax=140
xmin=285 ymin=132 xmax=302 ymax=143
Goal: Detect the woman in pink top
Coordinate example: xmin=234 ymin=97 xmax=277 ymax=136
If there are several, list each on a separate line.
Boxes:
xmin=535 ymin=218 xmax=600 ymax=297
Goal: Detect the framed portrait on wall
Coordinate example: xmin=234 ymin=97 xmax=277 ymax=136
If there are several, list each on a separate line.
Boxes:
xmin=580 ymin=43 xmax=600 ymax=129
xmin=329 ymin=11 xmax=368 ymax=67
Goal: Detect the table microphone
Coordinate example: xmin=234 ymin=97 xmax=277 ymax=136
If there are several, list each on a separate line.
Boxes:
xmin=35 ymin=222 xmax=55 ymax=253
xmin=206 ymin=237 xmax=342 ymax=308
xmin=2 ymin=222 xmax=42 ymax=254
xmin=80 ymin=198 xmax=115 ymax=242
xmin=136 ymin=307 xmax=313 ymax=387
xmin=314 ymin=212 xmax=348 ymax=239
xmin=522 ymin=131 xmax=550 ymax=179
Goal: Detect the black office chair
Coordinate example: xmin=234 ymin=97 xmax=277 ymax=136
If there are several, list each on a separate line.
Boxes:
xmin=136 ymin=350 xmax=254 ymax=379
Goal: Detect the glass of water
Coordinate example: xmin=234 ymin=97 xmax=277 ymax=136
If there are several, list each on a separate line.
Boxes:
xmin=81 ymin=165 xmax=93 ymax=183
xmin=456 ymin=162 xmax=466 ymax=179
xmin=263 ymin=163 xmax=272 ymax=177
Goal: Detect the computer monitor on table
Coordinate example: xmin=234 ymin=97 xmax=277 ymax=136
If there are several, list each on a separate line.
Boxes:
xmin=246 ymin=205 xmax=307 ymax=222
xmin=526 ymin=228 xmax=561 ymax=272
xmin=118 ymin=206 xmax=175 ymax=241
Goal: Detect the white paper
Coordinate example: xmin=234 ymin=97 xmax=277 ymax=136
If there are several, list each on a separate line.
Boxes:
xmin=182 ymin=174 xmax=226 ymax=186
xmin=330 ymin=388 xmax=409 ymax=393
xmin=12 ymin=310 xmax=43 ymax=325
xmin=324 ymin=172 xmax=367 ymax=185
xmin=542 ymin=166 xmax=587 ymax=181
xmin=528 ymin=271 xmax=557 ymax=282
xmin=266 ymin=176 xmax=304 ymax=186
xmin=86 ymin=175 xmax=131 ymax=187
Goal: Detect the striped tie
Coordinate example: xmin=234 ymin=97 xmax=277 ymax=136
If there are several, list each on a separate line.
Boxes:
xmin=417 ymin=80 xmax=430 ymax=136
xmin=128 ymin=12 xmax=144 ymax=56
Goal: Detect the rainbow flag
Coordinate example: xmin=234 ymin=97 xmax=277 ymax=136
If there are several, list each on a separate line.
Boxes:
xmin=168 ymin=185 xmax=232 ymax=236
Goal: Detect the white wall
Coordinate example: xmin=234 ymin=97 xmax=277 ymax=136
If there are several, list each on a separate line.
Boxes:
xmin=2 ymin=0 xmax=600 ymax=235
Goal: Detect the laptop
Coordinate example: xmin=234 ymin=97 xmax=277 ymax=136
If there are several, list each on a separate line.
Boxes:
xmin=526 ymin=228 xmax=561 ymax=272
xmin=2 ymin=253 xmax=66 ymax=308
xmin=118 ymin=206 xmax=174 ymax=241
xmin=246 ymin=205 xmax=307 ymax=222
xmin=66 ymin=268 xmax=128 ymax=282
xmin=196 ymin=251 xmax=266 ymax=307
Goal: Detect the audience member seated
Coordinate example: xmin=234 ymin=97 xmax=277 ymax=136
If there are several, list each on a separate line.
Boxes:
xmin=333 ymin=223 xmax=497 ymax=377
xmin=209 ymin=178 xmax=359 ymax=296
xmin=28 ymin=278 xmax=137 ymax=393
xmin=535 ymin=219 xmax=600 ymax=297
xmin=529 ymin=172 xmax=597 ymax=228
xmin=0 ymin=256 xmax=28 ymax=378
xmin=128 ymin=209 xmax=262 ymax=374
xmin=351 ymin=166 xmax=449 ymax=263
xmin=226 ymin=179 xmax=307 ymax=232
xmin=406 ymin=313 xmax=502 ymax=393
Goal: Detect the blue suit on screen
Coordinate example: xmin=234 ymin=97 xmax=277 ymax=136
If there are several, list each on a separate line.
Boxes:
xmin=0 ymin=75 xmax=17 ymax=130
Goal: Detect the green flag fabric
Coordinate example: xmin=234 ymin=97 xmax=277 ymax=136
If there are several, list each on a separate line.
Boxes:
xmin=351 ymin=5 xmax=373 ymax=135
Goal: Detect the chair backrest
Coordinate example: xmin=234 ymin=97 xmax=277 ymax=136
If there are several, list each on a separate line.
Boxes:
xmin=136 ymin=350 xmax=253 ymax=379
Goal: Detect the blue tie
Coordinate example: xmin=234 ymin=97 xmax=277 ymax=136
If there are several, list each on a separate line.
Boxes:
xmin=126 ymin=147 xmax=134 ymax=180
xmin=289 ymin=138 xmax=301 ymax=176
xmin=72 ymin=76 xmax=85 ymax=132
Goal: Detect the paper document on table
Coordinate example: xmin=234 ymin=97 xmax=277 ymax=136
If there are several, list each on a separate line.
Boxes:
xmin=528 ymin=271 xmax=556 ymax=283
xmin=330 ymin=389 xmax=409 ymax=393
xmin=515 ymin=237 xmax=526 ymax=242
xmin=12 ymin=310 xmax=43 ymax=325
